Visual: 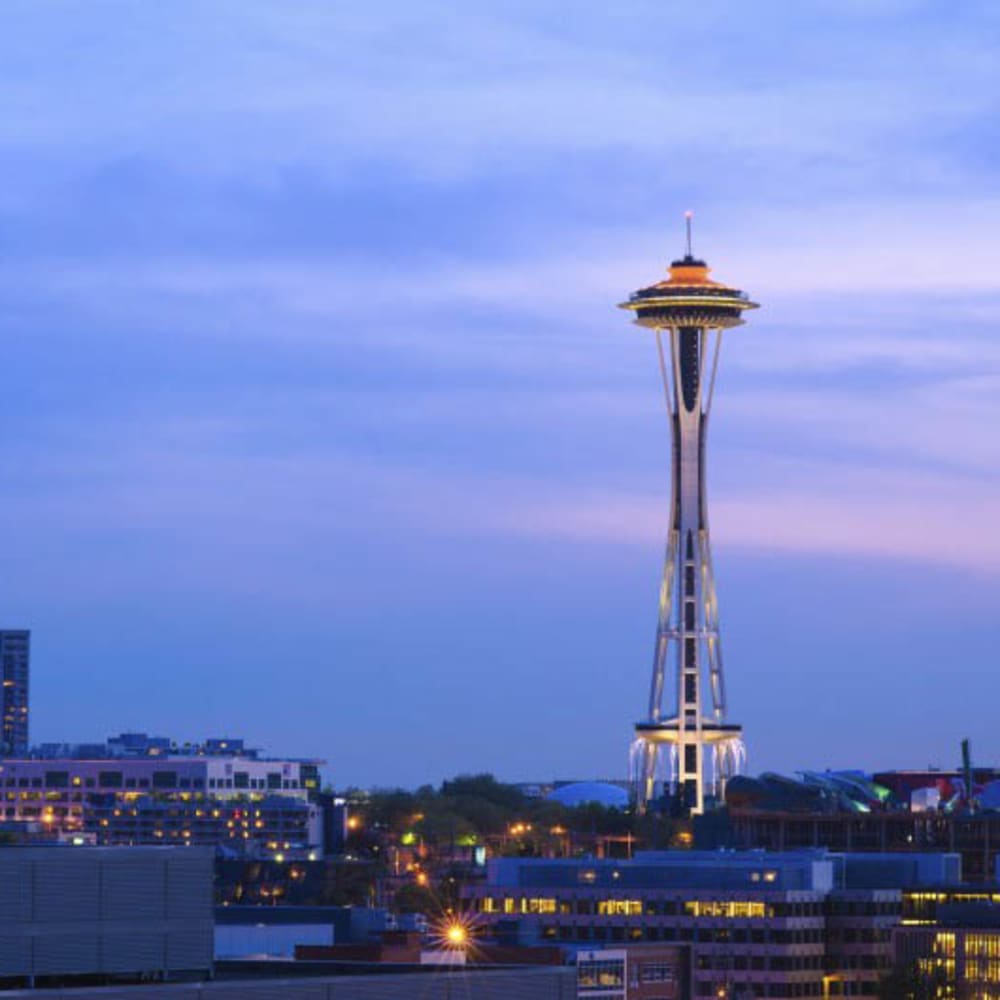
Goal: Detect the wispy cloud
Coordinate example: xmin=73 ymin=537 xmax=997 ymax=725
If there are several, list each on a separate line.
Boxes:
xmin=491 ymin=468 xmax=1000 ymax=574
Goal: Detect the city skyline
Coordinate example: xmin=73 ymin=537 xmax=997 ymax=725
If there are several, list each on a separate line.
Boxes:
xmin=2 ymin=3 xmax=1000 ymax=785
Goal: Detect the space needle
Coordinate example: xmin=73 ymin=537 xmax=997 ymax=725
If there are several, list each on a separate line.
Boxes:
xmin=619 ymin=215 xmax=759 ymax=814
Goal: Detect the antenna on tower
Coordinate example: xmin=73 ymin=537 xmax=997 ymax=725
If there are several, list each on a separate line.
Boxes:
xmin=684 ymin=211 xmax=694 ymax=259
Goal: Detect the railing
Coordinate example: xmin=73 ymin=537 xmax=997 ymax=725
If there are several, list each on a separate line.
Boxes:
xmin=630 ymin=287 xmax=750 ymax=302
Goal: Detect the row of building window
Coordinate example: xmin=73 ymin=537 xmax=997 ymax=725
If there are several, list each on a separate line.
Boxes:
xmin=577 ymin=959 xmax=678 ymax=990
xmin=696 ymin=954 xmax=890 ymax=973
xmin=208 ymin=776 xmax=300 ymax=790
xmin=3 ymin=774 xmax=209 ymax=790
xmin=826 ymin=928 xmax=892 ymax=944
xmin=2 ymin=773 xmax=306 ymax=791
xmin=697 ymin=954 xmax=825 ymax=972
xmin=544 ymin=924 xmax=830 ymax=945
xmin=827 ymin=901 xmax=900 ymax=917
xmin=473 ymin=897 xmax=834 ymax=919
xmin=694 ymin=982 xmax=878 ymax=997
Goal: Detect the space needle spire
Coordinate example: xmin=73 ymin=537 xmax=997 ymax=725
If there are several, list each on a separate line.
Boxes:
xmin=619 ymin=215 xmax=759 ymax=814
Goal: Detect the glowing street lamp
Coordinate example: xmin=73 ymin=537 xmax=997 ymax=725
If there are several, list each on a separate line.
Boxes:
xmin=445 ymin=923 xmax=468 ymax=948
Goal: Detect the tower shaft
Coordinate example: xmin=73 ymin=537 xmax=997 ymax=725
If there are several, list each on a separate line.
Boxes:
xmin=641 ymin=325 xmax=729 ymax=815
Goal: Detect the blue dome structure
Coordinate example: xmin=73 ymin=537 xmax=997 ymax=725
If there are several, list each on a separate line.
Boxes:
xmin=547 ymin=782 xmax=629 ymax=809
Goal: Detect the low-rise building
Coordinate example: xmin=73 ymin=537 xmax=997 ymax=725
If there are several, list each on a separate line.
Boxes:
xmin=577 ymin=944 xmax=687 ymax=999
xmin=0 ymin=753 xmax=323 ymax=853
xmin=463 ymin=850 xmax=958 ymax=998
xmin=0 ymin=966 xmax=577 ymax=1000
xmin=0 ymin=845 xmax=212 ymax=987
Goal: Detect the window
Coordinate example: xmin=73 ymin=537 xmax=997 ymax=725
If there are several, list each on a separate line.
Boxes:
xmin=597 ymin=899 xmax=642 ymax=916
xmin=684 ymin=901 xmax=767 ymax=919
xmin=152 ymin=772 xmax=177 ymax=789
xmin=641 ymin=962 xmax=676 ymax=983
xmin=578 ymin=958 xmax=624 ymax=990
xmin=44 ymin=771 xmax=69 ymax=788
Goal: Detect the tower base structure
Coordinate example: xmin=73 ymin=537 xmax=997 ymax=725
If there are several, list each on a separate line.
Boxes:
xmin=630 ymin=720 xmax=745 ymax=815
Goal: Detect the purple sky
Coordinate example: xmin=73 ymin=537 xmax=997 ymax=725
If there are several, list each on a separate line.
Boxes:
xmin=2 ymin=2 xmax=1000 ymax=785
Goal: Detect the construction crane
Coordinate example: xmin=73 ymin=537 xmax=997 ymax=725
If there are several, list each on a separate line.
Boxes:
xmin=962 ymin=738 xmax=977 ymax=814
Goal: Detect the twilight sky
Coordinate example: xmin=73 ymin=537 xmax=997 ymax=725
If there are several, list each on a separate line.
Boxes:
xmin=2 ymin=1 xmax=1000 ymax=786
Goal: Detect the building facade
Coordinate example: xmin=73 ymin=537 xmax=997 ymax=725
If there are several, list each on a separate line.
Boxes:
xmin=895 ymin=902 xmax=1000 ymax=999
xmin=462 ymin=851 xmax=954 ymax=998
xmin=0 ymin=630 xmax=29 ymax=757
xmin=727 ymin=807 xmax=1000 ymax=884
xmin=577 ymin=944 xmax=687 ymax=999
xmin=0 ymin=967 xmax=578 ymax=1000
xmin=0 ymin=755 xmax=323 ymax=853
xmin=0 ymin=845 xmax=212 ymax=986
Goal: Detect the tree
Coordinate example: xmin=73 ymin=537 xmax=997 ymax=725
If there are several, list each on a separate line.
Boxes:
xmin=878 ymin=959 xmax=948 ymax=1000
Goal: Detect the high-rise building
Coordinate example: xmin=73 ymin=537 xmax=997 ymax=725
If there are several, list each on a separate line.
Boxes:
xmin=0 ymin=629 xmax=30 ymax=756
xmin=619 ymin=218 xmax=758 ymax=814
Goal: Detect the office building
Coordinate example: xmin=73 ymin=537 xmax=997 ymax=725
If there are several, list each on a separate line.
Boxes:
xmin=463 ymin=850 xmax=959 ymax=998
xmin=895 ymin=900 xmax=1000 ymax=999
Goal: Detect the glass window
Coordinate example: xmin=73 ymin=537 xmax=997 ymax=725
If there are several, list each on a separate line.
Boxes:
xmin=578 ymin=959 xmax=624 ymax=990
